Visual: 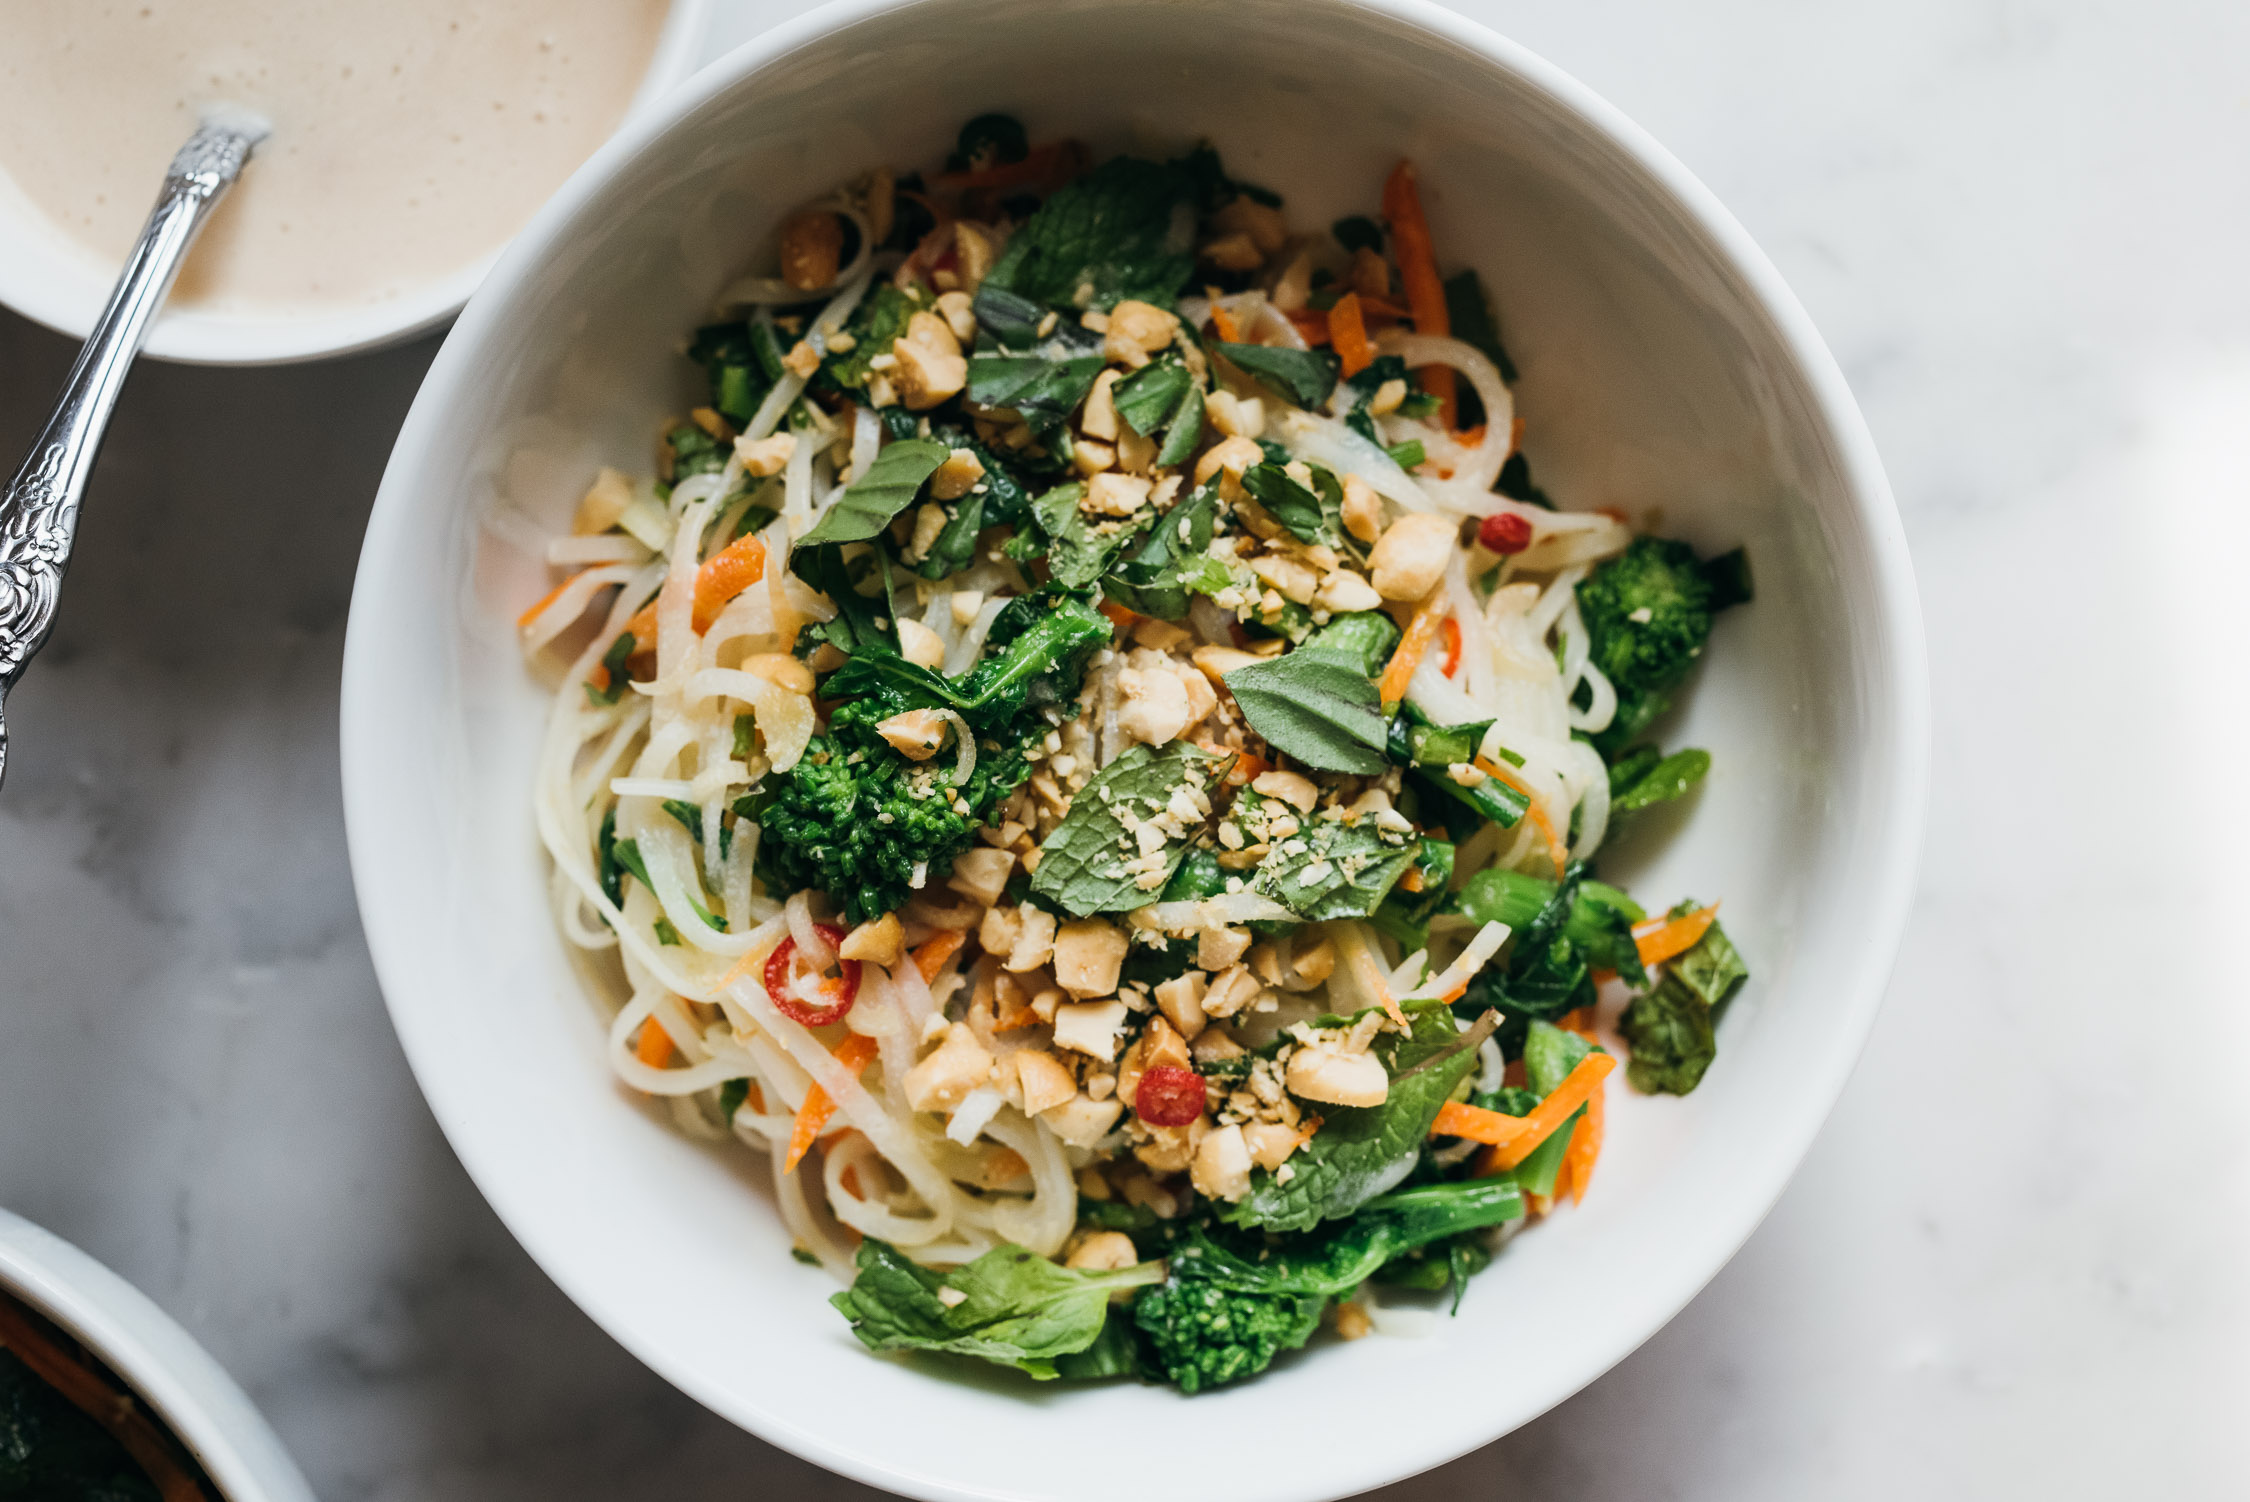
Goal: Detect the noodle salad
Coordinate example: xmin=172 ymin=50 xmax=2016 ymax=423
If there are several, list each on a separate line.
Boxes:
xmin=519 ymin=116 xmax=1753 ymax=1393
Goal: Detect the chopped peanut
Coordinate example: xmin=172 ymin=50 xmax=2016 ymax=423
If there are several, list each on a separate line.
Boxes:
xmin=1193 ymin=434 xmax=1265 ymax=487
xmin=1286 ymin=1041 xmax=1389 ymax=1107
xmin=906 ymin=502 xmax=949 ymax=563
xmin=1153 ymin=971 xmax=1209 ymax=1039
xmin=1191 ymin=1122 xmax=1253 ymax=1201
xmin=1196 ymin=924 xmax=1252 ymax=973
xmin=1052 ymin=998 xmax=1130 ymax=1060
xmin=1340 ymin=474 xmax=1384 ymax=542
xmin=875 ymin=708 xmax=948 ymax=760
xmin=1071 ymin=438 xmax=1117 ymax=476
xmin=946 ymin=846 xmax=1015 ymax=908
xmin=1016 ymin=1050 xmax=1080 ymax=1117
xmin=1191 ymin=644 xmax=1264 ymax=682
xmin=929 ymin=447 xmax=986 ymax=500
xmin=1211 ymin=197 xmax=1289 ymax=256
xmin=1041 ymin=1092 xmax=1124 ymax=1147
xmin=1053 ymin=918 xmax=1128 ymax=998
xmin=1243 ymin=1121 xmax=1302 ymax=1171
xmin=1199 ymin=232 xmax=1263 ymax=272
xmin=891 ymin=335 xmax=966 ymax=408
xmin=839 ymin=911 xmax=905 ymax=968
xmin=1084 ymin=471 xmax=1152 ymax=517
xmin=1116 ymin=662 xmax=1192 ymax=747
xmin=934 ymin=289 xmax=977 ymax=343
xmin=1106 ymin=299 xmax=1180 ymax=356
xmin=952 ymin=222 xmax=998 ymax=294
xmin=1204 ymin=389 xmax=1266 ymax=440
xmin=743 ymin=652 xmax=815 ymax=695
xmin=979 ymin=902 xmax=1021 ymax=957
xmin=1368 ymin=378 xmax=1408 ymax=417
xmin=782 ymin=339 xmax=822 ymax=380
xmin=1251 ymin=769 xmax=1319 ymax=812
xmin=1005 ymin=905 xmax=1057 ymax=973
xmin=1370 ymin=512 xmax=1459 ymax=602
xmin=895 ymin=616 xmax=947 ymax=669
xmin=1081 ymin=369 xmax=1123 ymax=441
xmin=901 ymin=1023 xmax=995 ymax=1112
xmin=1066 ymin=1230 xmax=1141 ymax=1272
xmin=734 ymin=432 xmax=797 ymax=477
xmin=1314 ymin=569 xmax=1383 ymax=613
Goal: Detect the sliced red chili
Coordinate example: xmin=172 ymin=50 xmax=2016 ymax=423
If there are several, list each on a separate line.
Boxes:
xmin=1478 ymin=511 xmax=1534 ymax=555
xmin=763 ymin=923 xmax=861 ymax=1027
xmin=1134 ymin=1065 xmax=1207 ymax=1128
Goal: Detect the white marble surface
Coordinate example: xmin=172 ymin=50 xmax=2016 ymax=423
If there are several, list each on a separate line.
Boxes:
xmin=1 ymin=1 xmax=2239 ymax=1496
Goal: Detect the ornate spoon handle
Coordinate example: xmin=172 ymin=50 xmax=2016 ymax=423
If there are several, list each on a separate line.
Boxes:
xmin=0 ymin=118 xmax=262 ymax=786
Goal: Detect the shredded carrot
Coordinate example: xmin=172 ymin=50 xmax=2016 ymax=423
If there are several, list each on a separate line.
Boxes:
xmin=1634 ymin=903 xmax=1719 ymax=968
xmin=839 ymin=1160 xmax=864 ymax=1198
xmin=1510 ymin=416 xmax=1526 ymax=453
xmin=622 ymin=530 xmax=769 ymax=645
xmin=1377 ymin=586 xmax=1449 ymax=706
xmin=1549 ymin=1148 xmax=1574 ymax=1204
xmin=1200 ymin=741 xmax=1266 ymax=787
xmin=1557 ymin=1006 xmax=1597 ymax=1040
xmin=994 ymin=1006 xmax=1043 ymax=1032
xmin=634 ymin=1015 xmax=676 ymax=1069
xmin=1209 ymin=302 xmax=1243 ymax=343
xmin=517 ymin=567 xmax=602 ymax=632
xmin=1431 ymin=1099 xmax=1539 ymax=1149
xmin=1329 ymin=292 xmax=1375 ymax=377
xmin=1440 ymin=615 xmax=1462 ymax=677
xmin=1382 ymin=160 xmax=1454 ymax=425
xmin=1478 ymin=755 xmax=1569 ymax=877
xmin=1455 ymin=424 xmax=1487 ymax=450
xmin=911 ymin=929 xmax=967 ymax=984
xmin=1564 ymin=1072 xmax=1606 ymax=1204
xmin=1099 ymin=598 xmax=1143 ymax=634
xmin=1485 ymin=1053 xmax=1616 ymax=1172
xmin=744 ymin=1080 xmax=767 ymax=1114
xmin=784 ymin=1033 xmax=881 ymax=1173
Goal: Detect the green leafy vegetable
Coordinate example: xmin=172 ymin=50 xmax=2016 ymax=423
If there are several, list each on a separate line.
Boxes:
xmin=1576 ymin=536 xmax=1751 ymax=754
xmin=1099 ymin=483 xmax=1221 ymax=620
xmin=1026 ymin=481 xmax=1146 ymax=589
xmin=1610 ymin=746 xmax=1712 ymax=812
xmin=585 ymin=628 xmax=638 ymax=706
xmin=790 ymin=543 xmax=896 ymax=657
xmin=1110 ymin=355 xmax=1207 ymax=468
xmin=977 ymin=156 xmax=1203 ymax=312
xmin=1130 ymin=1280 xmax=1322 ymax=1395
xmin=1029 ymin=741 xmax=1228 ymax=916
xmin=1301 ymin=610 xmax=1399 ymax=677
xmin=1238 ymin=461 xmax=1346 ymax=547
xmin=1221 ymin=1005 xmax=1481 ymax=1233
xmin=1222 ymin=649 xmax=1387 ymax=775
xmin=831 ymin=1239 xmax=1163 ymax=1380
xmin=822 ymin=283 xmax=919 ymax=393
xmin=688 ymin=320 xmax=768 ymax=428
xmin=666 ymin=421 xmax=727 ymax=479
xmin=1619 ymin=908 xmax=1748 ymax=1095
xmin=1212 ymin=342 xmax=1339 ymax=408
xmin=965 ymin=307 xmax=1109 ymax=428
xmin=795 ymin=437 xmax=949 ymax=547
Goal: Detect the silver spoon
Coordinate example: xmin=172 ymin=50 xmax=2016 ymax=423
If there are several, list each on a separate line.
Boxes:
xmin=0 ymin=114 xmax=266 ymax=786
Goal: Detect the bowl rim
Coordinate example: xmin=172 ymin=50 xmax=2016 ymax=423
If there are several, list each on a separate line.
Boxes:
xmin=341 ymin=0 xmax=1930 ymax=1494
xmin=0 ymin=1209 xmax=318 ymax=1502
xmin=0 ymin=0 xmax=715 ymax=368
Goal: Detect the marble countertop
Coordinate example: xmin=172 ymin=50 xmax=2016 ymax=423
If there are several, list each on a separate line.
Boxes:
xmin=1 ymin=1 xmax=2235 ymax=1496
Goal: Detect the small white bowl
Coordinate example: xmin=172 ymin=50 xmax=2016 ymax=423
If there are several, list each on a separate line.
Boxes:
xmin=341 ymin=2 xmax=1928 ymax=1497
xmin=0 ymin=1210 xmax=315 ymax=1502
xmin=0 ymin=0 xmax=713 ymax=366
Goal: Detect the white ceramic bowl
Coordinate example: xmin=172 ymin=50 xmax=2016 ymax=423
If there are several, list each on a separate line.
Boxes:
xmin=341 ymin=2 xmax=1928 ymax=1497
xmin=0 ymin=1210 xmax=316 ymax=1502
xmin=0 ymin=0 xmax=713 ymax=366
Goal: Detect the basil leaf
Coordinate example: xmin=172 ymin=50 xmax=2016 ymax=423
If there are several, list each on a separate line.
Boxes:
xmin=1214 ymin=342 xmax=1339 ymax=408
xmin=1154 ymin=385 xmax=1206 ymax=468
xmin=1223 ymin=648 xmax=1388 ymax=775
xmin=1100 ymin=484 xmax=1220 ymax=621
xmin=1112 ymin=360 xmax=1193 ymax=437
xmin=1031 ymin=482 xmax=1152 ymax=590
xmin=791 ymin=542 xmax=895 ymax=656
xmin=1237 ymin=462 xmax=1337 ymax=546
xmin=1618 ymin=909 xmax=1746 ymax=1096
xmin=1029 ymin=742 xmax=1228 ymax=916
xmin=796 ymin=438 xmax=949 ymax=547
xmin=1220 ymin=1006 xmax=1478 ymax=1232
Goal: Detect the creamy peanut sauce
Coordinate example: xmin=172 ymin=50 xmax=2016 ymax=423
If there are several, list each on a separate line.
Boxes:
xmin=0 ymin=0 xmax=669 ymax=312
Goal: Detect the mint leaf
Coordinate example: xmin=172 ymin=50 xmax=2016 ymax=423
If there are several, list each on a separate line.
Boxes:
xmin=1246 ymin=798 xmax=1419 ymax=920
xmin=1030 ymin=481 xmax=1152 ymax=589
xmin=1213 ymin=342 xmax=1339 ymax=408
xmin=1100 ymin=484 xmax=1220 ymax=621
xmin=797 ymin=438 xmax=949 ymax=547
xmin=977 ymin=156 xmax=1202 ymax=312
xmin=1221 ymin=1006 xmax=1479 ymax=1232
xmin=1112 ymin=359 xmax=1192 ymax=436
xmin=1223 ymin=648 xmax=1387 ymax=775
xmin=1029 ymin=741 xmax=1228 ymax=916
xmin=831 ymin=1239 xmax=1162 ymax=1380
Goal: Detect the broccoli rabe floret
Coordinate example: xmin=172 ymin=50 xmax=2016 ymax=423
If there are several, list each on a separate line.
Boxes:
xmin=754 ymin=588 xmax=1111 ymax=922
xmin=752 ymin=702 xmax=1032 ymax=923
xmin=1575 ymin=536 xmax=1749 ymax=752
xmin=1131 ymin=1280 xmax=1323 ymax=1394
